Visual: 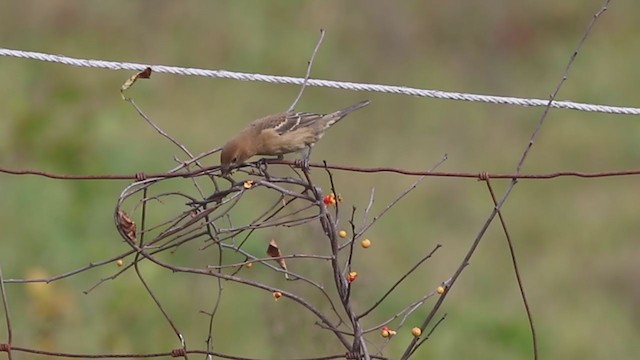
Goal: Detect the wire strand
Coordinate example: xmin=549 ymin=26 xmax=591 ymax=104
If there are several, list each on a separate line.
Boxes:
xmin=1 ymin=47 xmax=639 ymax=115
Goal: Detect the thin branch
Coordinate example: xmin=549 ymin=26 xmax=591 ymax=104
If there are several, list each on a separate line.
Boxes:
xmin=514 ymin=0 xmax=610 ymax=174
xmin=0 ymin=265 xmax=13 ymax=360
xmin=408 ymin=314 xmax=447 ymax=357
xmin=3 ymin=250 xmax=136 ymax=284
xmin=204 ymin=238 xmax=225 ymax=359
xmin=131 ymin=244 xmax=351 ymax=348
xmin=206 ymin=254 xmax=333 ymax=269
xmin=289 ymin=29 xmax=325 ymax=112
xmin=399 ymin=2 xmax=610 ymax=358
xmin=358 ymin=245 xmax=441 ymax=319
xmin=398 ymin=211 xmax=490 ymax=360
xmin=135 ymin=188 xmax=188 ymax=357
xmin=126 ymin=98 xmax=198 ymax=164
xmin=484 ymin=178 xmax=537 ymax=360
xmin=349 ymin=155 xmax=447 ymax=250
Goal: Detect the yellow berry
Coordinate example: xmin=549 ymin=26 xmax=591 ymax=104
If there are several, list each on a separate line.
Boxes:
xmin=411 ymin=327 xmax=422 ymax=337
xmin=273 ymin=291 xmax=282 ymax=301
xmin=436 ymin=286 xmax=445 ymax=295
xmin=347 ymin=271 xmax=358 ymax=282
xmin=361 ymin=239 xmax=371 ymax=248
xmin=245 ymin=262 xmax=253 ymax=269
xmin=381 ymin=329 xmax=390 ymax=338
xmin=116 ymin=259 xmax=124 ymax=267
xmin=338 ymin=230 xmax=348 ymax=238
xmin=243 ymin=180 xmax=254 ymax=189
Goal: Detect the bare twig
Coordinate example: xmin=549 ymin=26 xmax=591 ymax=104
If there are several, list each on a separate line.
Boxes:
xmin=484 ymin=177 xmax=537 ymax=360
xmin=358 ymin=245 xmax=441 ymax=319
xmin=134 ymin=188 xmax=188 ymax=358
xmin=400 ymin=2 xmax=610 ymax=358
xmin=348 ymin=155 xmax=447 ymax=250
xmin=289 ymin=29 xmax=326 ymax=112
xmin=126 ymin=98 xmax=199 ymax=165
xmin=0 ymin=265 xmax=13 ymax=360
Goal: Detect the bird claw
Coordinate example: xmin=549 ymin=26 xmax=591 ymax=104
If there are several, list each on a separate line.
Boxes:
xmin=294 ymin=158 xmax=310 ymax=172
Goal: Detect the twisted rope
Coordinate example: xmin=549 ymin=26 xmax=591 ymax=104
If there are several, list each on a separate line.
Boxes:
xmin=1 ymin=47 xmax=639 ymax=115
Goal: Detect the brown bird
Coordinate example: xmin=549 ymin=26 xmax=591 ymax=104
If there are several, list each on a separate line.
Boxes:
xmin=220 ymin=100 xmax=370 ymax=174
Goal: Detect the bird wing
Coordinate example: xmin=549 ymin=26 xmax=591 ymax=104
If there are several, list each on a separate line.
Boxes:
xmin=276 ymin=112 xmax=325 ymax=135
xmin=250 ymin=112 xmax=324 ymax=135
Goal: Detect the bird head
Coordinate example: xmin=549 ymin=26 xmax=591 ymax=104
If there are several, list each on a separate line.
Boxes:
xmin=220 ymin=137 xmax=252 ymax=175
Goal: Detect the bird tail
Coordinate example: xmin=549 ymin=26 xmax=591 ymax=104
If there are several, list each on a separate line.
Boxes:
xmin=326 ymin=100 xmax=370 ymax=126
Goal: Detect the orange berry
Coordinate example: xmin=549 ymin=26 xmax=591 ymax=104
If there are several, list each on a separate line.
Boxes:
xmin=411 ymin=327 xmax=422 ymax=337
xmin=347 ymin=271 xmax=358 ymax=282
xmin=436 ymin=286 xmax=445 ymax=295
xmin=360 ymin=239 xmax=371 ymax=248
xmin=116 ymin=259 xmax=124 ymax=267
xmin=323 ymin=193 xmax=338 ymax=206
xmin=338 ymin=230 xmax=348 ymax=238
xmin=380 ymin=326 xmax=395 ymax=338
xmin=273 ymin=291 xmax=282 ymax=301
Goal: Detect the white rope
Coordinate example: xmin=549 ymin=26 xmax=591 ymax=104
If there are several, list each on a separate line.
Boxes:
xmin=2 ymin=47 xmax=639 ymax=116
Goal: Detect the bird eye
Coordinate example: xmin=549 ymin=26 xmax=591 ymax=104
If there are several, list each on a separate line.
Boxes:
xmin=232 ymin=157 xmax=237 ymax=164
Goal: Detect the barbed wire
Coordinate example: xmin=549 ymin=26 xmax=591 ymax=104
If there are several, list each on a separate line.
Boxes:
xmin=1 ymin=47 xmax=639 ymax=115
xmin=2 ymin=160 xmax=640 ymax=182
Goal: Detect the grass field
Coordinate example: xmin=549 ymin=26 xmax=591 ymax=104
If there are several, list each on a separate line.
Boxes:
xmin=1 ymin=1 xmax=639 ymax=359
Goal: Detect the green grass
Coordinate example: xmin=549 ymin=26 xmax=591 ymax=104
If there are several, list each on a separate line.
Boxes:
xmin=1 ymin=1 xmax=639 ymax=359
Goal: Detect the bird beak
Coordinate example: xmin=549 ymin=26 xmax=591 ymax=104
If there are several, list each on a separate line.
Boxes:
xmin=221 ymin=165 xmax=230 ymax=176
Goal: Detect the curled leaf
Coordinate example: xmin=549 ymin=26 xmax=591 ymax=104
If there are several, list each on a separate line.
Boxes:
xmin=117 ymin=210 xmax=137 ymax=242
xmin=120 ymin=67 xmax=152 ymax=100
xmin=267 ymin=239 xmax=288 ymax=279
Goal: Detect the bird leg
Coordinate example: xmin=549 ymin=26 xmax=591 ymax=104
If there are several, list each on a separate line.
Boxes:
xmin=294 ymin=146 xmax=312 ymax=172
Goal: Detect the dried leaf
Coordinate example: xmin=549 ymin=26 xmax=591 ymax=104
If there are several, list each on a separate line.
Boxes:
xmin=120 ymin=67 xmax=152 ymax=100
xmin=117 ymin=210 xmax=137 ymax=242
xmin=267 ymin=239 xmax=288 ymax=279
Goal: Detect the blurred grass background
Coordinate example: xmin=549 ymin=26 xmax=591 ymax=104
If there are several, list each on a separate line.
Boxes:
xmin=1 ymin=0 xmax=639 ymax=359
